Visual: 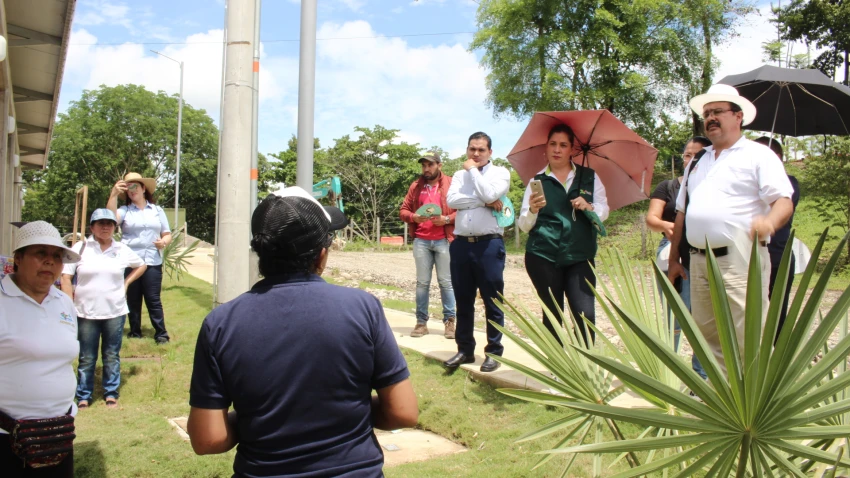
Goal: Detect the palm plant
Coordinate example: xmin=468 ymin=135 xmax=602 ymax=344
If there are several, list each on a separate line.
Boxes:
xmin=555 ymin=229 xmax=850 ymax=476
xmin=161 ymin=230 xmax=200 ymax=281
xmin=495 ymin=296 xmax=639 ymax=476
xmin=493 ymin=247 xmax=688 ymax=476
xmin=495 ymin=228 xmax=850 ymax=476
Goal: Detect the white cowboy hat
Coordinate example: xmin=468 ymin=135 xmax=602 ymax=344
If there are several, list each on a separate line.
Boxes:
xmin=14 ymin=221 xmax=81 ymax=263
xmin=119 ymin=172 xmax=157 ymax=200
xmin=689 ymin=84 xmax=757 ymax=126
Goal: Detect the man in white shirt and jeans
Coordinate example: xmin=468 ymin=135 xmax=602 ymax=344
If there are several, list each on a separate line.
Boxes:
xmin=668 ymin=84 xmax=794 ymax=375
xmin=444 ymin=132 xmax=511 ymax=373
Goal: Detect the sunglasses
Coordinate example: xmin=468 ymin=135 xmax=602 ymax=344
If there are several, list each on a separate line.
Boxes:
xmin=127 ymin=183 xmax=140 ymax=191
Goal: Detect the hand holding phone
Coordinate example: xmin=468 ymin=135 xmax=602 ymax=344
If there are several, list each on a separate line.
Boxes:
xmin=529 ymin=180 xmax=546 ymax=214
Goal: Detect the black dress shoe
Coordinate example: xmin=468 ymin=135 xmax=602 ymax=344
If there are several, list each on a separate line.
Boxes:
xmin=480 ymin=356 xmax=501 ymax=373
xmin=443 ymin=352 xmax=475 ymax=369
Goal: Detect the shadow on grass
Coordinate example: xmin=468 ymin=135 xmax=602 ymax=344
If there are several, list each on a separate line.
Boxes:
xmin=74 ymin=440 xmax=107 ymax=477
xmin=163 ymin=284 xmax=211 ymax=311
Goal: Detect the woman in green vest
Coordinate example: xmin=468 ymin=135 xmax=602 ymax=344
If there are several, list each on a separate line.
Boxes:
xmin=517 ymin=124 xmax=609 ymax=346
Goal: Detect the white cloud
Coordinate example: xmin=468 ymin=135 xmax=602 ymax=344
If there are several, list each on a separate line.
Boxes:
xmin=61 ymin=20 xmax=528 ymax=158
xmin=305 ymin=20 xmax=524 ymax=156
xmin=75 ymin=1 xmax=132 ymax=29
xmin=63 ymin=29 xmax=232 ymax=123
xmin=338 ymin=0 xmax=365 ymax=12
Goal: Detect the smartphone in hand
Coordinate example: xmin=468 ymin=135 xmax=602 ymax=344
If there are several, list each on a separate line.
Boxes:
xmin=529 ymin=179 xmax=545 ymax=199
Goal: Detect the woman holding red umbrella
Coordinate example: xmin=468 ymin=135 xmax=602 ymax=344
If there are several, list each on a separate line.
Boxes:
xmin=517 ymin=124 xmax=609 ymax=346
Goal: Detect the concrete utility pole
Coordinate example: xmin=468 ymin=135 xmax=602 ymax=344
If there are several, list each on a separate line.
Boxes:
xmin=216 ymin=0 xmax=256 ymax=305
xmin=250 ymin=0 xmax=262 ymax=212
xmin=295 ymin=0 xmax=318 ymax=190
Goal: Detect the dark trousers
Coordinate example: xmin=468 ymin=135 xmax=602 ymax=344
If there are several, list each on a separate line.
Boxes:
xmin=450 ymin=237 xmax=506 ymax=357
xmin=125 ymin=265 xmax=169 ymax=340
xmin=0 ymin=434 xmax=73 ymax=477
xmin=525 ymin=253 xmax=596 ymax=346
xmin=769 ymin=256 xmax=795 ymax=343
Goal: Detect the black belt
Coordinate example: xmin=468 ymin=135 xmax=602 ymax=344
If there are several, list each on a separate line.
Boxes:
xmin=455 ymin=234 xmax=502 ymax=243
xmin=690 ymin=241 xmax=766 ymax=258
xmin=690 ymin=246 xmax=728 ymax=257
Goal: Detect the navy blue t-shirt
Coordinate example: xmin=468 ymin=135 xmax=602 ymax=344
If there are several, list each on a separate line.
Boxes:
xmin=189 ymin=272 xmax=410 ymax=478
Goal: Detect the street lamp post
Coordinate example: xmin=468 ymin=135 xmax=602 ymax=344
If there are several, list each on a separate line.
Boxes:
xmin=151 ymin=50 xmax=184 ymax=231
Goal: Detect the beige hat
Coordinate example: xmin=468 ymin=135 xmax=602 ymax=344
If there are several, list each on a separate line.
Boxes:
xmin=119 ymin=172 xmax=157 ymax=199
xmin=689 ymin=84 xmax=757 ymax=126
xmin=14 ymin=221 xmax=81 ymax=263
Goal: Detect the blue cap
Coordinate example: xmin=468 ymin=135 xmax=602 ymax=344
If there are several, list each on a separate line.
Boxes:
xmin=90 ymin=208 xmax=117 ymax=224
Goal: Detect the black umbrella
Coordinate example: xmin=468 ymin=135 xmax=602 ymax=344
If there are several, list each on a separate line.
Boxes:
xmin=719 ymin=65 xmax=850 ymax=137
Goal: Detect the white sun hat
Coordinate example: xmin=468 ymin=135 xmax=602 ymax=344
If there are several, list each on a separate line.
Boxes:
xmin=689 ymin=83 xmax=757 ymax=126
xmin=13 ymin=221 xmax=81 ymax=263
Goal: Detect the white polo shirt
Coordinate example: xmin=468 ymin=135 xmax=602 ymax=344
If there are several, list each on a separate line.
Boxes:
xmin=0 ymin=275 xmax=78 ymax=432
xmin=63 ymin=237 xmax=144 ymax=319
xmin=447 ymin=162 xmax=511 ymax=236
xmin=675 ymin=136 xmax=793 ymax=249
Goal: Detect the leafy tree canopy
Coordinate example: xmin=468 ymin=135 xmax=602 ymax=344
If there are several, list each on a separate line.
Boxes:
xmin=470 ymin=0 xmax=752 ymax=127
xmin=777 ymin=0 xmax=850 ymax=84
xmin=23 ymin=84 xmax=220 ymax=242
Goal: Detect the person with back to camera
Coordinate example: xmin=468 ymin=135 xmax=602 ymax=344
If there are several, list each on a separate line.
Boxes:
xmin=61 ymin=209 xmax=147 ymax=410
xmin=187 ymin=187 xmax=418 ymax=477
xmin=107 ymin=172 xmax=172 ymax=344
xmin=517 ymin=123 xmax=608 ymax=346
xmin=645 ymin=137 xmax=711 ymax=379
xmin=0 ymin=221 xmax=81 ymax=477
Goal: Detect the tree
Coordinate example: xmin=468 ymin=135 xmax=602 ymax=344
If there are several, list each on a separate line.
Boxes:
xmin=470 ymin=0 xmax=753 ymax=130
xmin=777 ymin=0 xmax=850 ymax=85
xmin=266 ymin=135 xmax=333 ymax=190
xmin=326 ymin=126 xmax=421 ymax=240
xmin=22 ymin=84 xmax=220 ymax=242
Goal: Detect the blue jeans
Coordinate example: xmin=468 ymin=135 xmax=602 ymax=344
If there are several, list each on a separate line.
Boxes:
xmin=76 ymin=315 xmax=126 ymax=401
xmin=450 ymin=237 xmax=505 ymax=356
xmin=657 ymin=238 xmax=705 ymax=379
xmin=413 ymin=238 xmax=456 ymax=324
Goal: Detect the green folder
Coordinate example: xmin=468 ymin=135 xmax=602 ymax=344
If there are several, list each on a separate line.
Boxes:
xmin=582 ymin=210 xmax=607 ymax=237
xmin=415 ymin=203 xmax=442 ymax=217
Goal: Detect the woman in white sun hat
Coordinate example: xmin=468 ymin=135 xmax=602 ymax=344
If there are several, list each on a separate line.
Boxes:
xmin=106 ymin=172 xmax=172 ymax=344
xmin=0 ymin=221 xmax=81 ymax=476
xmin=61 ymin=209 xmax=147 ymax=411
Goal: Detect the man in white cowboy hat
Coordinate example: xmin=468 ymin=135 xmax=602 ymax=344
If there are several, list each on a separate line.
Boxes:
xmin=667 ymin=84 xmax=794 ymax=376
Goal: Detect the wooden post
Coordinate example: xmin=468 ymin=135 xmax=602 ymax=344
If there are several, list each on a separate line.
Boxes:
xmin=403 ymin=222 xmax=408 ymax=246
xmin=376 ymin=217 xmax=381 ymax=245
xmin=514 ymin=225 xmax=520 ymax=249
xmin=71 ymin=186 xmax=88 ymax=246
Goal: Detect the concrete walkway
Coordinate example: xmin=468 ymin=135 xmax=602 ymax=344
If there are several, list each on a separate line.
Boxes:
xmin=183 ymin=247 xmax=646 ymax=407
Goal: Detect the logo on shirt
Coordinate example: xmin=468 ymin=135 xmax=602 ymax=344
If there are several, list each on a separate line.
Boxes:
xmin=59 ymin=312 xmax=74 ymax=326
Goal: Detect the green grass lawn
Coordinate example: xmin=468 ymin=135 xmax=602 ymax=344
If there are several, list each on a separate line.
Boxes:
xmin=73 ymin=273 xmax=629 ymax=477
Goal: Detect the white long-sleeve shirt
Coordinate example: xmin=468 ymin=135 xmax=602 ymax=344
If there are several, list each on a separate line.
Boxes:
xmin=517 ymin=166 xmax=609 ymax=233
xmin=447 ymin=162 xmax=511 ymax=236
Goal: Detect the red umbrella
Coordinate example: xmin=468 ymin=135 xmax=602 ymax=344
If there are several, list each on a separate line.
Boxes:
xmin=507 ymin=110 xmax=658 ymax=211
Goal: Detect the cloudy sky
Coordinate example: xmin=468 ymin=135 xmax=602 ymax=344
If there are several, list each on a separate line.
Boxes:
xmin=60 ymin=0 xmax=811 ymax=160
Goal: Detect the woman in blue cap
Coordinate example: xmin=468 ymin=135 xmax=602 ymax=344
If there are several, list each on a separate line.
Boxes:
xmin=61 ymin=209 xmax=146 ymax=409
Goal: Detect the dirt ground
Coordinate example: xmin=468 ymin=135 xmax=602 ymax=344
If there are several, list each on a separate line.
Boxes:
xmin=326 ymin=250 xmax=847 ymax=354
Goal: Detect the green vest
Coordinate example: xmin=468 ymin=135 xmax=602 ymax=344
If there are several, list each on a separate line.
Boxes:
xmin=526 ymin=164 xmax=597 ymax=266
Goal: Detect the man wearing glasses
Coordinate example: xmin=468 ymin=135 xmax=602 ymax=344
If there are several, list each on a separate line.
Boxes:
xmin=667 ymin=84 xmax=794 ymax=376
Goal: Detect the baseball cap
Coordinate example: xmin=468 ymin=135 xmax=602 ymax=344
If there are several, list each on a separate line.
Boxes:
xmin=251 ymin=186 xmax=348 ymax=258
xmin=418 ymin=152 xmax=441 ymax=164
xmin=14 ymin=221 xmax=81 ymax=263
xmin=90 ymin=208 xmax=118 ymax=224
